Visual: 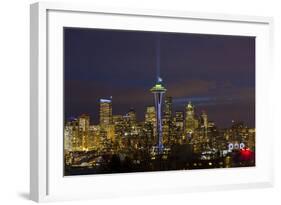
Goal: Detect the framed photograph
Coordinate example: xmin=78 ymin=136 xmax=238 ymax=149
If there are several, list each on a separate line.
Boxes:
xmin=30 ymin=2 xmax=274 ymax=202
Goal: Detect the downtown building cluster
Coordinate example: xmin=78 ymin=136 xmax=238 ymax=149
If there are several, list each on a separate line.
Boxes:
xmin=64 ymin=95 xmax=255 ymax=170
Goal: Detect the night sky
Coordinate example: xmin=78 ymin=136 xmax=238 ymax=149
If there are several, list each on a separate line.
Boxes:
xmin=64 ymin=27 xmax=255 ymax=128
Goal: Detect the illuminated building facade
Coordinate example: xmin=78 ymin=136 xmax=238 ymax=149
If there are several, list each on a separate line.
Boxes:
xmin=127 ymin=108 xmax=137 ymax=126
xmin=163 ymin=96 xmax=172 ymax=144
xmin=200 ymin=111 xmax=208 ymax=129
xmin=144 ymin=106 xmax=156 ymax=145
xmin=99 ymin=98 xmax=112 ymax=127
xmin=64 ymin=118 xmax=79 ymax=151
xmin=145 ymin=106 xmax=156 ymax=125
xmin=88 ymin=125 xmax=100 ymax=150
xmin=112 ymin=115 xmax=124 ymax=146
xmin=78 ymin=114 xmax=90 ymax=151
xmin=200 ymin=111 xmax=208 ymax=143
xmin=185 ymin=102 xmax=199 ymax=136
xmin=173 ymin=111 xmax=184 ymax=143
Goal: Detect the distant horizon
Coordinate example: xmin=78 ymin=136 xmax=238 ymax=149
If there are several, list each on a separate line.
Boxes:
xmin=64 ymin=27 xmax=255 ymax=128
xmin=65 ymin=95 xmax=255 ymax=129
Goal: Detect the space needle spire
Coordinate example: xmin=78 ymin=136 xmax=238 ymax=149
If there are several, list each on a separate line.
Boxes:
xmin=150 ymin=36 xmax=166 ymax=154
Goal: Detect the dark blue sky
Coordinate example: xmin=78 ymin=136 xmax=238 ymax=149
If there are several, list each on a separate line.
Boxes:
xmin=64 ymin=27 xmax=255 ymax=128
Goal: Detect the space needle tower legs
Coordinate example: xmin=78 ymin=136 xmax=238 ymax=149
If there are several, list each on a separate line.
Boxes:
xmin=150 ymin=77 xmax=166 ymax=155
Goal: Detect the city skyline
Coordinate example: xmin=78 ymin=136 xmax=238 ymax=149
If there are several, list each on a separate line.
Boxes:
xmin=64 ymin=92 xmax=256 ymax=175
xmin=64 ymin=28 xmax=255 ymax=128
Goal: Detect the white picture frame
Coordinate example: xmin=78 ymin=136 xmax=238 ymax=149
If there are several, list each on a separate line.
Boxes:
xmin=30 ymin=2 xmax=274 ymax=202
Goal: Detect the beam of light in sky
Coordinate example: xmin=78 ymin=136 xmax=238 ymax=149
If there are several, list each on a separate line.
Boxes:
xmin=156 ymin=35 xmax=160 ymax=80
xmin=173 ymin=95 xmax=250 ymax=106
xmin=173 ymin=96 xmax=215 ymax=104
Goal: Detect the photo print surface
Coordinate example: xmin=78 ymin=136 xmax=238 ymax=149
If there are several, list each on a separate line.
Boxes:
xmin=63 ymin=27 xmax=255 ymax=176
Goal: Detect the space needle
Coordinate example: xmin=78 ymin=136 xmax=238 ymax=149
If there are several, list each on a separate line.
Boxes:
xmin=150 ymin=77 xmax=167 ymax=154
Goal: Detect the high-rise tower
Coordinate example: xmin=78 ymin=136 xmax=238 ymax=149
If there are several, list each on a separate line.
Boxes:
xmin=163 ymin=96 xmax=172 ymax=144
xmin=99 ymin=98 xmax=112 ymax=127
xmin=78 ymin=114 xmax=90 ymax=151
xmin=150 ymin=78 xmax=167 ymax=154
xmin=185 ymin=101 xmax=199 ymax=135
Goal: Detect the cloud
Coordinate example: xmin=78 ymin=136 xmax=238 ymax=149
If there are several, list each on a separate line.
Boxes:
xmin=166 ymin=79 xmax=217 ymax=97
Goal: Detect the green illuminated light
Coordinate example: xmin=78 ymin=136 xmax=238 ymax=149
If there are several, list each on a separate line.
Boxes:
xmin=150 ymin=82 xmax=167 ymax=92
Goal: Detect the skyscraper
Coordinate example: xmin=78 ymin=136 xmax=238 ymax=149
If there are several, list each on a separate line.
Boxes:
xmin=145 ymin=106 xmax=156 ymax=125
xmin=163 ymin=97 xmax=172 ymax=120
xmin=200 ymin=111 xmax=208 ymax=140
xmin=173 ymin=111 xmax=184 ymax=144
xmin=185 ymin=102 xmax=198 ymax=136
xmin=150 ymin=78 xmax=167 ymax=154
xmin=127 ymin=108 xmax=137 ymax=127
xmin=175 ymin=111 xmax=184 ymax=130
xmin=145 ymin=106 xmax=156 ymax=142
xmin=201 ymin=111 xmax=208 ymax=129
xmin=163 ymin=96 xmax=172 ymax=144
xmin=88 ymin=125 xmax=100 ymax=150
xmin=64 ymin=118 xmax=79 ymax=151
xmin=99 ymin=98 xmax=112 ymax=127
xmin=78 ymin=114 xmax=90 ymax=151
